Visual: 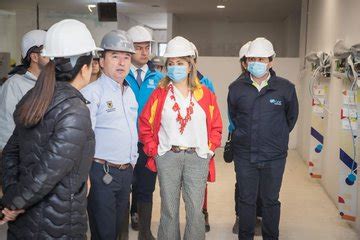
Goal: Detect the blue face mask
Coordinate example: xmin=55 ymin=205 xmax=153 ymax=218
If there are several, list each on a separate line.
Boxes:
xmin=247 ymin=61 xmax=268 ymax=78
xmin=167 ymin=65 xmax=188 ymax=83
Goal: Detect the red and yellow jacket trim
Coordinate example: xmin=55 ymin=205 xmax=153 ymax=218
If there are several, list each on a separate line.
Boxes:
xmin=138 ymin=84 xmax=222 ymax=182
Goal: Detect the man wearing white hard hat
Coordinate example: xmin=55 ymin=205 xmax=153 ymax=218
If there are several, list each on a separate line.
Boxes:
xmin=125 ymin=25 xmax=163 ymax=240
xmin=81 ymin=30 xmax=139 ymax=240
xmin=0 ymin=29 xmax=48 ymax=161
xmin=227 ymin=41 xmax=263 ymax=235
xmin=139 ymin=36 xmax=222 ymax=240
xmin=227 ymin=37 xmax=298 ymax=240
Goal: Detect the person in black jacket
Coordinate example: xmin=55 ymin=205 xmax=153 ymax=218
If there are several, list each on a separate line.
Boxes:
xmin=0 ymin=19 xmax=100 ymax=239
xmin=227 ymin=37 xmax=298 ymax=240
xmin=230 ymin=41 xmax=263 ymax=236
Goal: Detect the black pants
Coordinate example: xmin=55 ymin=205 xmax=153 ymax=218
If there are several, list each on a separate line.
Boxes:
xmin=88 ymin=162 xmax=133 ymax=240
xmin=132 ymin=143 xmax=157 ymax=207
xmin=235 ymin=182 xmax=262 ymax=217
xmin=235 ymin=158 xmax=286 ymax=240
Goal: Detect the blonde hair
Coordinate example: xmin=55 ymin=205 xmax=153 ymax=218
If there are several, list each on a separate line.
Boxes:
xmin=159 ymin=56 xmax=200 ymax=91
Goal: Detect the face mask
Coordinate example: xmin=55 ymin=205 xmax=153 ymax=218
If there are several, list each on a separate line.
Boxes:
xmin=167 ymin=65 xmax=188 ymax=83
xmin=247 ymin=61 xmax=268 ymax=78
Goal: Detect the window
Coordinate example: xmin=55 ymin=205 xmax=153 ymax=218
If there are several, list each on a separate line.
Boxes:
xmin=158 ymin=43 xmax=167 ymax=56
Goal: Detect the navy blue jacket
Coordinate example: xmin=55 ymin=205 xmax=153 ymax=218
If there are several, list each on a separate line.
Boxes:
xmin=227 ymin=69 xmax=298 ymax=163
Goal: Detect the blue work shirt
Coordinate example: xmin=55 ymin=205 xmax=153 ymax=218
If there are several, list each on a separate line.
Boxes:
xmin=81 ymin=74 xmax=139 ymax=165
xmin=125 ymin=61 xmax=164 ymax=115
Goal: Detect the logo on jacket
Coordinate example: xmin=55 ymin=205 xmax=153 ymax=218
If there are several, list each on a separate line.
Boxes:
xmin=147 ymin=79 xmax=156 ymax=89
xmin=106 ymin=101 xmax=116 ymax=112
xmin=269 ymin=99 xmax=282 ymax=106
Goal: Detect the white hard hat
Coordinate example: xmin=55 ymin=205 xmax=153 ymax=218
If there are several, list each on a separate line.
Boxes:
xmin=151 ymin=56 xmax=166 ymax=66
xmin=127 ymin=25 xmax=153 ymax=43
xmin=190 ymin=42 xmax=199 ymax=59
xmin=245 ymin=37 xmax=276 ymax=58
xmin=101 ymin=30 xmax=136 ymax=54
xmin=21 ymin=30 xmax=47 ymax=58
xmin=42 ymin=19 xmax=102 ymax=58
xmin=163 ymin=36 xmax=195 ymax=58
xmin=239 ymin=41 xmax=251 ymax=60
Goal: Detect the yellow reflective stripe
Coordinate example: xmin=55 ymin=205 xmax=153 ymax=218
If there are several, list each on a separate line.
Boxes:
xmin=209 ymin=105 xmax=214 ymax=120
xmin=149 ymin=99 xmax=158 ymax=130
xmin=193 ymin=87 xmax=203 ymax=101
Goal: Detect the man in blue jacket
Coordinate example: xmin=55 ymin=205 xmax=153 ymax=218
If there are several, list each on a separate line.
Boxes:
xmin=125 ymin=25 xmax=164 ymax=240
xmin=227 ymin=38 xmax=298 ymax=240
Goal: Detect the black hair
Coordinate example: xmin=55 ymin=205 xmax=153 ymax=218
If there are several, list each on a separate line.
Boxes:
xmin=8 ymin=46 xmax=42 ymax=75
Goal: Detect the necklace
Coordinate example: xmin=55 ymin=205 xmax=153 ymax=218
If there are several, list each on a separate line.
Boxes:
xmin=169 ymin=84 xmax=194 ymax=134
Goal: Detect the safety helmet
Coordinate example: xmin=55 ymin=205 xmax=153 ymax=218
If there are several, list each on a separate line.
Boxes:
xmin=127 ymin=25 xmax=153 ymax=43
xmin=163 ymin=36 xmax=195 ymax=58
xmin=245 ymin=37 xmax=276 ymax=58
xmin=190 ymin=42 xmax=199 ymax=59
xmin=42 ymin=19 xmax=101 ymax=58
xmin=21 ymin=30 xmax=46 ymax=58
xmin=239 ymin=41 xmax=251 ymax=61
xmin=100 ymin=30 xmax=136 ymax=54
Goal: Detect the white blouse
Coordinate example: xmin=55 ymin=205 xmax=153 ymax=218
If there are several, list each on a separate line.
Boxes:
xmin=157 ymin=85 xmax=210 ymax=159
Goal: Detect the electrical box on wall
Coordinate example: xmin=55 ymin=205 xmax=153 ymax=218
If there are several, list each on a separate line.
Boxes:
xmin=305 ymin=51 xmax=331 ymax=77
xmin=0 ymin=52 xmax=10 ymax=85
xmin=304 ymin=51 xmax=332 ymax=179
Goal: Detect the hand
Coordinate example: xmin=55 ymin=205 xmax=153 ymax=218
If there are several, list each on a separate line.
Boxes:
xmin=86 ymin=176 xmax=91 ymax=197
xmin=0 ymin=218 xmax=7 ymax=225
xmin=2 ymin=208 xmax=25 ymax=222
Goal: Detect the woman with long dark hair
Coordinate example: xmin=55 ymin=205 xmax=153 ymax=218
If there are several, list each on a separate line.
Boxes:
xmin=0 ymin=19 xmax=101 ymax=239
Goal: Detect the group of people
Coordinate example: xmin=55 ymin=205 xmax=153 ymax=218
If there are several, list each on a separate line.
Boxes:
xmin=0 ymin=17 xmax=298 ymax=240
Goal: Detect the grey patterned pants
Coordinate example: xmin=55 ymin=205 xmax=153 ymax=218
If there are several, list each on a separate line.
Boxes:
xmin=156 ymin=150 xmax=210 ymax=240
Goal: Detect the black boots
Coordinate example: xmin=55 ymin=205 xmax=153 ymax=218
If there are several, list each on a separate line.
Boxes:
xmin=137 ymin=202 xmax=156 ymax=240
xmin=203 ymin=209 xmax=210 ymax=232
xmin=131 ymin=212 xmax=139 ymax=231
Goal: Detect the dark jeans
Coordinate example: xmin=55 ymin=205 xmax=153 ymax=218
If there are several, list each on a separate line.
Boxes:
xmin=132 ymin=143 xmax=157 ymax=205
xmin=88 ymin=162 xmax=133 ymax=240
xmin=234 ymin=158 xmax=286 ymax=240
xmin=235 ymin=182 xmax=262 ymax=217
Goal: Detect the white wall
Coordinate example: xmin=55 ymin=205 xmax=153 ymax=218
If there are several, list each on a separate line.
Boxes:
xmin=297 ymin=0 xmax=360 ymax=233
xmin=197 ymin=57 xmax=300 ymax=147
xmin=0 ymin=11 xmax=16 ymax=63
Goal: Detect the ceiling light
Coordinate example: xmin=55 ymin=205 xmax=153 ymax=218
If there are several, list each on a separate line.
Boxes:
xmin=217 ymin=5 xmax=225 ymax=9
xmin=88 ymin=4 xmax=96 ymax=12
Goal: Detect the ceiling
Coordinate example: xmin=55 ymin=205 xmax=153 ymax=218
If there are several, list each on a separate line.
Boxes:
xmin=0 ymin=0 xmax=301 ymax=29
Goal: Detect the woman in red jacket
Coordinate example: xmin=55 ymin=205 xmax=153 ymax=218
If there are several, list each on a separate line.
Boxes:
xmin=138 ymin=36 xmax=222 ymax=240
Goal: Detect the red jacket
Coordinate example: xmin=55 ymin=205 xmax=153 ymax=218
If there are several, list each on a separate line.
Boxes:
xmin=138 ymin=83 xmax=222 ymax=182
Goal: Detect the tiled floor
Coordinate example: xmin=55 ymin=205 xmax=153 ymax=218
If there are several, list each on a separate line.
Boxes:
xmin=0 ymin=150 xmax=358 ymax=239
